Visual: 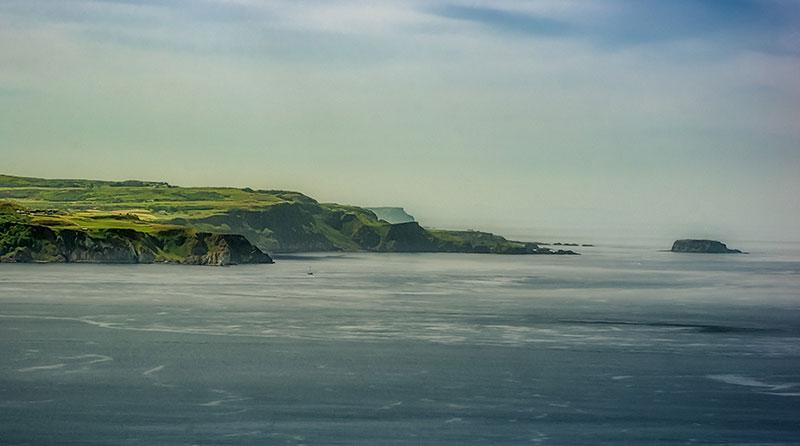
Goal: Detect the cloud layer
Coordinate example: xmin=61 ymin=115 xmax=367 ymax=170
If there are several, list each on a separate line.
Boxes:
xmin=1 ymin=0 xmax=799 ymax=241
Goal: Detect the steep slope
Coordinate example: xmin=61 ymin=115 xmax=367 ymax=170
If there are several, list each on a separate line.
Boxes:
xmin=0 ymin=202 xmax=272 ymax=265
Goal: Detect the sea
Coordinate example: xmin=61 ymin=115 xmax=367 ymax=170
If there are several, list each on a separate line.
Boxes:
xmin=1 ymin=240 xmax=799 ymax=445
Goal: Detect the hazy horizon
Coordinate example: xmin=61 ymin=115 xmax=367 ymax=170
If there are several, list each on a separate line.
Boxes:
xmin=2 ymin=0 xmax=799 ymax=242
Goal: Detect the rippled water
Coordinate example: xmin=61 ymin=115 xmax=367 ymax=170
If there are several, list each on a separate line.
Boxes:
xmin=1 ymin=243 xmax=799 ymax=444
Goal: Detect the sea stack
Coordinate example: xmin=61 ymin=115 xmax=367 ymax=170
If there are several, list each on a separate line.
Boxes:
xmin=670 ymin=239 xmax=743 ymax=254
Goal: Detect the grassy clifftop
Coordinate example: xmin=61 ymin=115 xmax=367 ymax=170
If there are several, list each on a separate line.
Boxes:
xmin=0 ymin=201 xmax=272 ymax=265
xmin=0 ymin=174 xmax=576 ymax=255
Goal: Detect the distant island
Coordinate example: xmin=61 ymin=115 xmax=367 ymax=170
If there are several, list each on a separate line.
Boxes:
xmin=0 ymin=174 xmax=578 ymax=264
xmin=671 ymin=239 xmax=744 ymax=254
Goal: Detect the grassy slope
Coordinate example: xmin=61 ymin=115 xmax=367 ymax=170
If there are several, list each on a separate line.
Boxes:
xmin=0 ymin=174 xmax=566 ymax=254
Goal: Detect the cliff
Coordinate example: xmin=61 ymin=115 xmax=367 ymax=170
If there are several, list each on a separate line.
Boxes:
xmin=0 ymin=209 xmax=272 ymax=265
xmin=186 ymin=205 xmax=576 ymax=254
xmin=366 ymin=207 xmax=416 ymax=224
xmin=671 ymin=239 xmax=743 ymax=254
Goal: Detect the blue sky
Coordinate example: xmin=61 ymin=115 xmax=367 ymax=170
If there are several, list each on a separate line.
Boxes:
xmin=1 ymin=0 xmax=798 ymax=241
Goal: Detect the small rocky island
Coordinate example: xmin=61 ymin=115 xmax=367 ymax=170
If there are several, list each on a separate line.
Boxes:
xmin=671 ymin=239 xmax=743 ymax=254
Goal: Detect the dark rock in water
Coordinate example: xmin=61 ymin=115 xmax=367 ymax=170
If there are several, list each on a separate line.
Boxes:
xmin=549 ymin=242 xmax=582 ymax=247
xmin=553 ymin=249 xmax=579 ymax=255
xmin=671 ymin=239 xmax=743 ymax=254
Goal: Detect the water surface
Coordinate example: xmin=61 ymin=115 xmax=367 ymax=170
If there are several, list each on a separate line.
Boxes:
xmin=1 ymin=243 xmax=799 ymax=444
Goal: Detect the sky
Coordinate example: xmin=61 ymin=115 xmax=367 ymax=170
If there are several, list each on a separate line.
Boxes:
xmin=1 ymin=0 xmax=799 ymax=242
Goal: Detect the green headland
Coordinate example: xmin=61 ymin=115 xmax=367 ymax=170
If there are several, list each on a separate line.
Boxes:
xmin=0 ymin=174 xmax=577 ymax=264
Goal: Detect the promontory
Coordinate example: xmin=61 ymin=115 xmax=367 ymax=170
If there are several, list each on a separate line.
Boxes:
xmin=0 ymin=174 xmax=578 ymax=264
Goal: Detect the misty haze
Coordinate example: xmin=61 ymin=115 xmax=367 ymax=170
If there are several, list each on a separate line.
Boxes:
xmin=1 ymin=1 xmax=799 ymax=445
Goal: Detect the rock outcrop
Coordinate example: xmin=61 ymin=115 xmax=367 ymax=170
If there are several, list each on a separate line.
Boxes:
xmin=367 ymin=207 xmax=416 ymax=224
xmin=670 ymin=239 xmax=743 ymax=254
xmin=0 ymin=223 xmax=273 ymax=265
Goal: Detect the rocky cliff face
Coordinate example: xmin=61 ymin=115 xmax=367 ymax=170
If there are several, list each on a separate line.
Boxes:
xmin=0 ymin=223 xmax=273 ymax=265
xmin=182 ymin=232 xmax=274 ymax=265
xmin=671 ymin=239 xmax=743 ymax=254
xmin=367 ymin=207 xmax=416 ymax=224
xmin=181 ymin=205 xmax=579 ymax=255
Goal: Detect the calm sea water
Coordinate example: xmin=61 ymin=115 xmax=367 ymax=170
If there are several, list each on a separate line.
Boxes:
xmin=1 ymin=242 xmax=799 ymax=445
